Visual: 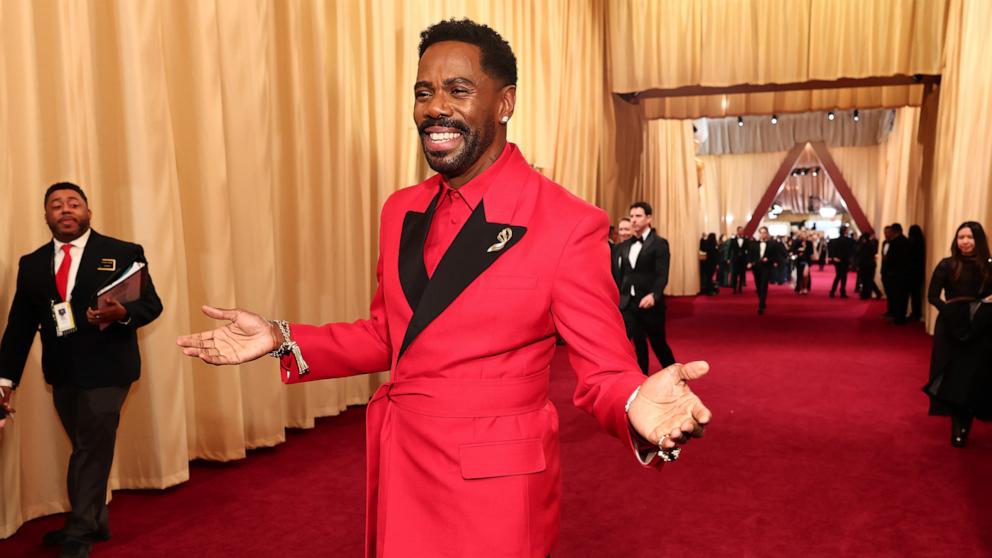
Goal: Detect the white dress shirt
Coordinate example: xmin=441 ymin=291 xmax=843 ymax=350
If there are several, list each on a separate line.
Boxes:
xmin=54 ymin=228 xmax=91 ymax=302
xmin=759 ymin=240 xmax=766 ymax=259
xmin=1 ymin=230 xmax=91 ymax=389
xmin=628 ymin=228 xmax=652 ymax=296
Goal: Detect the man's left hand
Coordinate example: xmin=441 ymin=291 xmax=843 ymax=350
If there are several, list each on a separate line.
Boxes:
xmin=87 ymin=298 xmax=128 ymax=325
xmin=628 ymin=361 xmax=712 ymax=451
xmin=639 ymin=293 xmax=656 ymax=309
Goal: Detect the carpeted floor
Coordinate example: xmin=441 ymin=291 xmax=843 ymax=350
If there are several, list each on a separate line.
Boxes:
xmin=2 ymin=269 xmax=990 ymax=557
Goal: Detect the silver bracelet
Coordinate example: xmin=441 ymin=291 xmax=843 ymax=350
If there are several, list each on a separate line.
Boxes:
xmin=268 ymin=320 xmax=310 ymax=377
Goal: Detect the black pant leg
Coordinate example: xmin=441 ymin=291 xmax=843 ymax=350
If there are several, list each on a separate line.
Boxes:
xmin=753 ymin=268 xmax=768 ymax=309
xmin=643 ymin=306 xmax=675 ymax=368
xmin=837 ymin=263 xmax=849 ymax=295
xmin=53 ymin=384 xmax=130 ymax=538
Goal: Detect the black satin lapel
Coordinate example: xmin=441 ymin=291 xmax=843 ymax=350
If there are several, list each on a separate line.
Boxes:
xmin=71 ymin=232 xmax=104 ymax=305
xmin=399 ymin=200 xmax=526 ymax=360
xmin=398 ymin=193 xmax=440 ymax=312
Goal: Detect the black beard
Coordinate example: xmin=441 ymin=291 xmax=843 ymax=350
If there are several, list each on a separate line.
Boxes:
xmin=419 ymin=117 xmax=496 ymax=178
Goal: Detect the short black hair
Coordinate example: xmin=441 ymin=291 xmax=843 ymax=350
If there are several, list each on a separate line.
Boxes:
xmin=45 ymin=182 xmax=88 ymax=205
xmin=891 ymin=223 xmax=903 ymax=234
xmin=629 ymin=201 xmax=653 ymax=216
xmin=618 ymin=217 xmax=631 ymax=223
xmin=419 ymin=19 xmax=517 ymax=86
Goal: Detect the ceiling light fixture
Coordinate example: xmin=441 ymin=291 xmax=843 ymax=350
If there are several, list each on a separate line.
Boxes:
xmin=737 ymin=116 xmax=744 ymax=127
xmin=771 ymin=114 xmax=778 ymax=125
xmin=852 ymin=110 xmax=860 ymax=122
xmin=827 ymin=111 xmax=836 ymax=121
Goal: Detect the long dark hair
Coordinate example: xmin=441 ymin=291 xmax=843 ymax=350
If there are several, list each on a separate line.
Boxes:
xmin=950 ymin=221 xmax=991 ymax=285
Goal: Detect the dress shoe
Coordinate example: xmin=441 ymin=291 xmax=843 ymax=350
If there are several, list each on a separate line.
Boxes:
xmin=59 ymin=540 xmax=92 ymax=558
xmin=44 ymin=528 xmax=111 ymax=546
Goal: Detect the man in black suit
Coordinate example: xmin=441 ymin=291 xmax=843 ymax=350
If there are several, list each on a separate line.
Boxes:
xmin=614 ymin=202 xmax=675 ymax=374
xmin=748 ymin=226 xmax=782 ymax=315
xmin=728 ymin=226 xmax=749 ymax=293
xmin=0 ymin=183 xmax=162 ymax=558
xmin=828 ymin=225 xmax=856 ymax=298
xmin=856 ymin=232 xmax=883 ymax=299
xmin=882 ymin=222 xmax=911 ymax=324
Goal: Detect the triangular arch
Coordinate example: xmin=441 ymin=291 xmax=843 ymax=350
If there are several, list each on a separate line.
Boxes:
xmin=742 ymin=141 xmax=874 ymax=237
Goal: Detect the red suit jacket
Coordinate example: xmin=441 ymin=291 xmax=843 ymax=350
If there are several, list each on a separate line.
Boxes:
xmin=282 ymin=144 xmax=652 ymax=557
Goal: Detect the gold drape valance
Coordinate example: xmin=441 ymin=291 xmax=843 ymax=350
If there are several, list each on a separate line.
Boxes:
xmin=609 ymin=0 xmax=947 ymax=93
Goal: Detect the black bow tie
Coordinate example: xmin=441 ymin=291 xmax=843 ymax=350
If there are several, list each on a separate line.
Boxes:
xmin=632 ymin=236 xmax=643 ymax=244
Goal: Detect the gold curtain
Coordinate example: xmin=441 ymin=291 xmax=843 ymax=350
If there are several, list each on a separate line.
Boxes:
xmin=925 ymin=0 xmax=992 ymax=329
xmin=642 ymin=84 xmax=924 ymax=121
xmin=699 ymin=151 xmax=788 ymax=237
xmin=634 ymin=120 xmax=700 ymax=295
xmin=609 ymin=0 xmax=947 ymax=92
xmin=0 ymin=0 xmax=610 ymax=538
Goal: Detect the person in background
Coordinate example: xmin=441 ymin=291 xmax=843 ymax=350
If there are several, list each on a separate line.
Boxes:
xmin=908 ymin=225 xmax=927 ymax=321
xmin=698 ymin=233 xmax=719 ymax=295
xmin=748 ymin=226 xmax=783 ymax=315
xmin=924 ymin=221 xmax=992 ymax=448
xmin=0 ymin=182 xmax=163 ymax=558
xmin=616 ymin=217 xmax=633 ymax=244
xmin=817 ymin=232 xmax=829 ymax=271
xmin=856 ymin=232 xmax=883 ymax=299
xmin=883 ymin=223 xmax=912 ymax=324
xmin=729 ymin=226 xmax=749 ymax=293
xmin=717 ymin=233 xmax=731 ymax=288
xmin=791 ymin=230 xmax=813 ymax=295
xmin=828 ymin=226 xmax=856 ymax=298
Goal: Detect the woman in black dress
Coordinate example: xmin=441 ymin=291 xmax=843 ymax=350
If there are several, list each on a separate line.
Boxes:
xmin=791 ymin=230 xmax=813 ymax=294
xmin=925 ymin=221 xmax=992 ymax=447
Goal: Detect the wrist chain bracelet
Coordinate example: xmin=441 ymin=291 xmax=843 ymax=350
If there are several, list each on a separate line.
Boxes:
xmin=268 ymin=320 xmax=310 ymax=377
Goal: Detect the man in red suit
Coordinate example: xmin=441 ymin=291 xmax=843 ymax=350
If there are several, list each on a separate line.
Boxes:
xmin=178 ymin=19 xmax=711 ymax=558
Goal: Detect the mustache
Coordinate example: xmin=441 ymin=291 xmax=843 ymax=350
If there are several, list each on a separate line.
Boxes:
xmin=418 ymin=117 xmax=469 ymax=135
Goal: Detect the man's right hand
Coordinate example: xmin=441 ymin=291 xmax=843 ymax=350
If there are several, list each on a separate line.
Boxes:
xmin=176 ymin=306 xmax=283 ymax=366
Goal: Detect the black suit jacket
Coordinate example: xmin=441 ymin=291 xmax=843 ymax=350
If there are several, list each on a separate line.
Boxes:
xmin=882 ymin=235 xmax=911 ymax=278
xmin=828 ymin=235 xmax=856 ymax=264
xmin=615 ymin=229 xmax=670 ymax=310
xmin=728 ymin=236 xmax=749 ymax=264
xmin=749 ymin=239 xmax=783 ymax=270
xmin=0 ymin=230 xmax=163 ymax=388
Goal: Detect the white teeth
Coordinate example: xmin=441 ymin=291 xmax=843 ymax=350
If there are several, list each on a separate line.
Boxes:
xmin=429 ymin=132 xmax=460 ymax=141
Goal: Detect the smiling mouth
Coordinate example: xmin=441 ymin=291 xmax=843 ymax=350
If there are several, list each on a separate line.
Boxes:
xmin=423 ymin=130 xmax=464 ymax=153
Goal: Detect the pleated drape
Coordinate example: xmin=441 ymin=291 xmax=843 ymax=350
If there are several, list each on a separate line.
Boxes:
xmin=925 ymin=0 xmax=992 ymax=330
xmin=609 ymin=0 xmax=947 ymax=92
xmin=0 ymin=0 xmax=612 ymax=538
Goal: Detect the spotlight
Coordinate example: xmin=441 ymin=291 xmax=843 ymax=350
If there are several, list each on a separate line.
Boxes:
xmin=812 ymin=167 xmax=819 ymax=177
xmin=852 ymin=110 xmax=860 ymax=122
xmin=771 ymin=114 xmax=778 ymax=125
xmin=800 ymin=168 xmax=808 ymax=176
xmin=737 ymin=116 xmax=744 ymax=127
xmin=819 ymin=206 xmax=838 ymax=218
xmin=827 ymin=111 xmax=835 ymax=121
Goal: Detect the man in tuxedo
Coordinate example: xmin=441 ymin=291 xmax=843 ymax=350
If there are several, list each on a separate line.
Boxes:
xmin=728 ymin=226 xmax=749 ymax=293
xmin=828 ymin=225 xmax=856 ymax=298
xmin=882 ymin=223 xmax=912 ymax=324
xmin=615 ymin=202 xmax=676 ymax=374
xmin=0 ymin=182 xmax=162 ymax=558
xmin=748 ymin=226 xmax=781 ymax=315
xmin=177 ymin=20 xmax=710 ymax=558
xmin=856 ymin=232 xmax=882 ymax=299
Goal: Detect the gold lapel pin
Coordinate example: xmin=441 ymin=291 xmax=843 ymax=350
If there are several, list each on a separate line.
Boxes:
xmin=97 ymin=258 xmax=117 ymax=272
xmin=487 ymin=227 xmax=513 ymax=253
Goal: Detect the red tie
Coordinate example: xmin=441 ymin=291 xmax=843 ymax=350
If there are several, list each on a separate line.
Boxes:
xmin=55 ymin=244 xmax=73 ymax=301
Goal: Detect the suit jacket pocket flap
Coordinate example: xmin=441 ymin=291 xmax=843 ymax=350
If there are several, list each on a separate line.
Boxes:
xmin=459 ymin=438 xmax=546 ymax=479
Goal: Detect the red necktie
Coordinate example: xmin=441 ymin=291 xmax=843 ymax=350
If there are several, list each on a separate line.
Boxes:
xmin=55 ymin=244 xmax=73 ymax=301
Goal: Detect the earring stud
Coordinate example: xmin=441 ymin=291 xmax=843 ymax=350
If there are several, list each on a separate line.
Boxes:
xmin=500 ymin=116 xmax=509 ymax=124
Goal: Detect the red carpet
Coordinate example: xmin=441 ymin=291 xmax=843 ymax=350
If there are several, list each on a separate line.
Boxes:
xmin=2 ymin=269 xmax=990 ymax=557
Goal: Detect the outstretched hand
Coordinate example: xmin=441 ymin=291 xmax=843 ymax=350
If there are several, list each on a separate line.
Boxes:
xmin=627 ymin=361 xmax=712 ymax=451
xmin=176 ymin=306 xmax=282 ymax=366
